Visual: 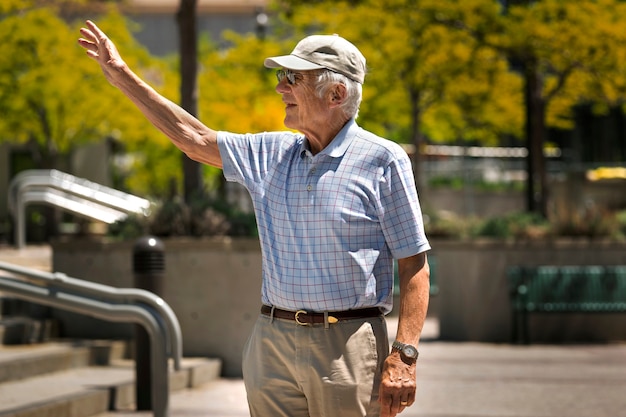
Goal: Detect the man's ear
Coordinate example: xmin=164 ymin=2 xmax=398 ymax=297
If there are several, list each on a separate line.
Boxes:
xmin=330 ymin=84 xmax=347 ymax=106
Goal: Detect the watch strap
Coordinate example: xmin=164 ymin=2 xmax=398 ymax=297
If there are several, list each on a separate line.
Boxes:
xmin=391 ymin=340 xmax=419 ymax=360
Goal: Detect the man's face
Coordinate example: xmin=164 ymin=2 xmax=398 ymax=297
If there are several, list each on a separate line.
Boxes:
xmin=275 ymin=69 xmax=331 ymax=135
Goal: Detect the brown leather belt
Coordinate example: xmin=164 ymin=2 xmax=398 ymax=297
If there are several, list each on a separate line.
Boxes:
xmin=261 ymin=305 xmax=381 ymax=325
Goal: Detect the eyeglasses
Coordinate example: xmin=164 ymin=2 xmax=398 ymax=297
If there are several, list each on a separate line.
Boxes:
xmin=276 ymin=69 xmax=302 ymax=85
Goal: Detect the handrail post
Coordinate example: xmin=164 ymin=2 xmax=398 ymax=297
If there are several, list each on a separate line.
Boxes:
xmin=133 ymin=236 xmax=166 ymax=411
xmin=0 ymin=275 xmax=170 ymax=417
xmin=0 ymin=260 xmax=182 ymax=370
xmin=16 ymin=192 xmax=26 ymax=249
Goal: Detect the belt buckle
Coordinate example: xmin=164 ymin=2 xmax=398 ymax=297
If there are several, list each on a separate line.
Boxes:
xmin=294 ymin=310 xmax=309 ymax=326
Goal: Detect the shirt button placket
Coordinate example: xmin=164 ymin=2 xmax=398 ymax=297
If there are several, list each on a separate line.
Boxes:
xmin=307 ymin=164 xmax=316 ymax=204
xmin=307 ymin=183 xmax=314 ymax=205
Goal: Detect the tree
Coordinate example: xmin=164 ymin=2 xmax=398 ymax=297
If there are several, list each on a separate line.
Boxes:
xmin=273 ymin=0 xmax=522 ymax=189
xmin=433 ymin=0 xmax=626 ymax=216
xmin=0 ymin=5 xmax=145 ymax=237
xmin=177 ymin=0 xmax=204 ymax=203
xmin=0 ymin=8 xmax=103 ymax=169
xmin=276 ymin=0 xmax=626 ymax=218
xmin=197 ymin=32 xmax=287 ymax=134
xmin=0 ymin=4 xmax=181 ymax=196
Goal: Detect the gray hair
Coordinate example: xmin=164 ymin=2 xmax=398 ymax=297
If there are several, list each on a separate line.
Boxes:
xmin=315 ymin=70 xmax=362 ymax=119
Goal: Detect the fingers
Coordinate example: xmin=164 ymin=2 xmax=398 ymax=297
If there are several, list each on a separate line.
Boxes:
xmin=78 ymin=21 xmax=98 ymax=43
xmin=380 ymin=392 xmax=415 ymax=416
xmin=77 ymin=21 xmax=109 ymax=60
xmin=85 ymin=20 xmax=107 ymax=41
xmin=77 ymin=21 xmax=105 ymax=47
xmin=77 ymin=38 xmax=98 ymax=60
xmin=379 ymin=355 xmax=417 ymax=417
xmin=78 ymin=25 xmax=98 ymax=55
xmin=399 ymin=392 xmax=415 ymax=409
xmin=379 ymin=386 xmax=415 ymax=416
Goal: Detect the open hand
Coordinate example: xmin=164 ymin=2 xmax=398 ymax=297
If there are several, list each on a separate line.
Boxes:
xmin=77 ymin=20 xmax=127 ymax=85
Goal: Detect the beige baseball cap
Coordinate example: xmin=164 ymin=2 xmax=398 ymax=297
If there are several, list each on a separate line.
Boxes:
xmin=264 ymin=34 xmax=367 ymax=84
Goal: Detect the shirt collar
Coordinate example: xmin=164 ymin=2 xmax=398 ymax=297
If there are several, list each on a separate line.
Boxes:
xmin=299 ymin=119 xmax=358 ymax=159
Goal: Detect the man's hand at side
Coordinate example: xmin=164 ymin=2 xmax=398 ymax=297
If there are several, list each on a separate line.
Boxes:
xmin=379 ymin=350 xmax=417 ymax=417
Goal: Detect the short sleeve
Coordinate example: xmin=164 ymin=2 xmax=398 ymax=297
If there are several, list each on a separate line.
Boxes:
xmin=378 ymin=149 xmax=430 ymax=259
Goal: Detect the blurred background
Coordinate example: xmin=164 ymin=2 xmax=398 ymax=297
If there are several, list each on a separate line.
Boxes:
xmin=1 ymin=0 xmax=626 ymax=244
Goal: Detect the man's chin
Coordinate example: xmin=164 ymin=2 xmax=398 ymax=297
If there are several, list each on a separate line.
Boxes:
xmin=283 ymin=118 xmax=297 ymax=131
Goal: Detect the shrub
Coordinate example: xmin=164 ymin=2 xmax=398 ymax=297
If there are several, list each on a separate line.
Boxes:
xmin=551 ymin=205 xmax=618 ymax=239
xmin=425 ymin=213 xmax=466 ymax=239
xmin=617 ymin=210 xmax=626 ymax=239
xmin=108 ymin=196 xmax=257 ymax=240
xmin=476 ymin=212 xmax=550 ymax=239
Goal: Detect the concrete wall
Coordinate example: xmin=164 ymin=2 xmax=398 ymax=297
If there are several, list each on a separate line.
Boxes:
xmin=52 ymin=238 xmax=262 ymax=377
xmin=52 ymin=238 xmax=626 ymax=377
xmin=433 ymin=239 xmax=626 ymax=344
xmin=424 ymin=178 xmax=626 ymax=220
xmin=424 ymin=189 xmax=525 ymax=218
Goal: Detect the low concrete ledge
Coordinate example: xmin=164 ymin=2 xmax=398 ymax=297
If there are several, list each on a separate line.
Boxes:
xmin=51 ymin=237 xmax=626 ymax=377
xmin=432 ymin=239 xmax=626 ymax=343
xmin=52 ymin=238 xmax=261 ymax=377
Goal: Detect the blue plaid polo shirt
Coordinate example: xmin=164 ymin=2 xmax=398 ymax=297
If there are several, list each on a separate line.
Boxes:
xmin=217 ymin=119 xmax=430 ymax=313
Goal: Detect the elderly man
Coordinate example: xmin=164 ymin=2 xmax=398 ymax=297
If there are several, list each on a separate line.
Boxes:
xmin=79 ymin=21 xmax=430 ymax=417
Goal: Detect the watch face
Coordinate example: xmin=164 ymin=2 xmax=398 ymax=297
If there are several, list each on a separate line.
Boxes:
xmin=403 ymin=345 xmax=418 ymax=358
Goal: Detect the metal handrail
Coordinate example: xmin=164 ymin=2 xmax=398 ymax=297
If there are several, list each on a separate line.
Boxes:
xmin=7 ymin=169 xmax=152 ymax=248
xmin=18 ymin=188 xmax=130 ymax=223
xmin=8 ymin=170 xmax=151 ymax=216
xmin=0 ymin=260 xmax=182 ymax=371
xmin=0 ymin=274 xmax=170 ymax=417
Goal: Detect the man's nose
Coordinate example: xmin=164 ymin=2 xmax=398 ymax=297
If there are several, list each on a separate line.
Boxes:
xmin=276 ymin=78 xmax=289 ymax=94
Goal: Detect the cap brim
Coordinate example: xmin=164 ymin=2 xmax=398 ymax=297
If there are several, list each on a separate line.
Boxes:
xmin=264 ymin=54 xmax=325 ymax=71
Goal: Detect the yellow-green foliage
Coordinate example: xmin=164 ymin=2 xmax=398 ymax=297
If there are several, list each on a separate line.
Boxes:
xmin=273 ymin=0 xmax=524 ymax=144
xmin=0 ymin=3 xmax=181 ymax=197
xmin=197 ymin=32 xmax=288 ymax=135
xmin=4 ymin=0 xmax=626 ymax=201
xmin=275 ymin=0 xmax=626 ymax=145
xmin=500 ymin=0 xmax=626 ymax=129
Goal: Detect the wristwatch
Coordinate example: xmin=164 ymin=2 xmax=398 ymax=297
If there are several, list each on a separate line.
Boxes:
xmin=392 ymin=340 xmax=419 ymax=362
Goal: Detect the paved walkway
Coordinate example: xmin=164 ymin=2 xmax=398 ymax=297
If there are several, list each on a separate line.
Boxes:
xmin=0 ymin=244 xmax=52 ymax=271
xmin=146 ymin=317 xmax=626 ymax=417
xmin=3 ymin=245 xmax=626 ymax=417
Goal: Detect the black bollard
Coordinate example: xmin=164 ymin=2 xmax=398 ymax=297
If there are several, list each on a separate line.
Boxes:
xmin=133 ymin=236 xmax=165 ymax=411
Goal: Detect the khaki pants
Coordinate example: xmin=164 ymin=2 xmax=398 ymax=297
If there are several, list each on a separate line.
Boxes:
xmin=242 ymin=312 xmax=389 ymax=417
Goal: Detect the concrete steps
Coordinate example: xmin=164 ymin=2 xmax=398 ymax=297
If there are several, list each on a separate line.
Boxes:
xmin=0 ymin=291 xmax=59 ymax=345
xmin=0 ymin=248 xmax=223 ymax=416
xmin=0 ymin=340 xmax=222 ymax=417
xmin=0 ymin=316 xmax=58 ymax=345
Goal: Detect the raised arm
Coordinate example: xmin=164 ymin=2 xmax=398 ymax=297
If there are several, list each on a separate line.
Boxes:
xmin=78 ymin=20 xmax=222 ymax=168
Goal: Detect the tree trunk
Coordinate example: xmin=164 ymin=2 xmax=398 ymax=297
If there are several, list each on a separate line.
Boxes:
xmin=37 ymin=109 xmax=61 ymax=241
xmin=524 ymin=64 xmax=548 ymax=217
xmin=177 ymin=0 xmax=203 ymax=203
xmin=409 ymin=88 xmax=425 ymax=192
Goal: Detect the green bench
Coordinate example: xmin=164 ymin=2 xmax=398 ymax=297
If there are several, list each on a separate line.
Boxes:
xmin=508 ymin=265 xmax=626 ymax=344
